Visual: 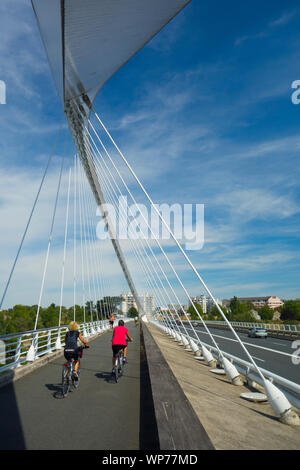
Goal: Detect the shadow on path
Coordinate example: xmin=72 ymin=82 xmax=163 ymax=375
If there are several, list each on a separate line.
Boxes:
xmin=0 ymin=376 xmax=26 ymax=450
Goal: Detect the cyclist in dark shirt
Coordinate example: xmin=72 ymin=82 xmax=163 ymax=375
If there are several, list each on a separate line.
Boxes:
xmin=64 ymin=321 xmax=89 ymax=379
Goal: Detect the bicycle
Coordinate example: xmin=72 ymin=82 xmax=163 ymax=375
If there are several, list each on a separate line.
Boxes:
xmin=61 ymin=345 xmax=88 ymax=397
xmin=113 ymin=347 xmax=125 ymax=383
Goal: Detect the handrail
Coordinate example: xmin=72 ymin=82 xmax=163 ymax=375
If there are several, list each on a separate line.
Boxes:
xmin=0 ymin=317 xmax=132 ymax=374
xmin=188 ymin=320 xmax=300 ymax=333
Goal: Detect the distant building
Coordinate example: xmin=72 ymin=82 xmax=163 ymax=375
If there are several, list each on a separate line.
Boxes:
xmin=167 ymin=304 xmax=187 ymax=313
xmin=222 ymin=299 xmax=230 ymax=309
xmin=121 ymin=292 xmax=154 ymax=315
xmin=190 ymin=295 xmax=221 ymax=314
xmin=225 ymin=296 xmax=284 ymax=310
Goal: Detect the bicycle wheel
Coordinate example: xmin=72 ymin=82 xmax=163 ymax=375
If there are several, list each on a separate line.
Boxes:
xmin=62 ymin=367 xmax=70 ymax=397
xmin=72 ymin=362 xmax=81 ymax=389
xmin=118 ymin=353 xmax=123 ymax=376
xmin=114 ymin=357 xmax=119 ymax=383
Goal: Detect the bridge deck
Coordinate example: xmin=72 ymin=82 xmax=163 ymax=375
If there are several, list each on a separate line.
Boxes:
xmin=147 ymin=323 xmax=300 ymax=450
xmin=0 ymin=324 xmax=141 ymax=450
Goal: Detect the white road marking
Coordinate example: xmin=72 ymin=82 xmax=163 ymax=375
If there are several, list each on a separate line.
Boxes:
xmin=251 ymin=356 xmax=265 ymax=362
xmin=183 ymin=327 xmax=295 ymax=358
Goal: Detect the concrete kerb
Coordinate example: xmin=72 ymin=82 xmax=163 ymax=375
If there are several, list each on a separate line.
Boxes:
xmin=0 ymin=329 xmax=108 ymax=390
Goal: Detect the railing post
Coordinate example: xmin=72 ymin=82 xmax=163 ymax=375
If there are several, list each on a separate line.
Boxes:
xmin=55 ymin=328 xmax=62 ymax=350
xmin=46 ymin=330 xmax=52 ymax=354
xmin=26 ymin=332 xmax=38 ymax=362
xmin=14 ymin=336 xmax=22 ymax=368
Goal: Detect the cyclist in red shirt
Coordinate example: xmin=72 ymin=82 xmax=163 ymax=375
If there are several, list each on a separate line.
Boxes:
xmin=111 ymin=319 xmax=133 ymax=373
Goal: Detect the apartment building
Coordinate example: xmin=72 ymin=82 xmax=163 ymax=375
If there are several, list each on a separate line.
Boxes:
xmin=121 ymin=292 xmax=154 ymax=315
xmin=190 ymin=295 xmax=221 ymax=313
xmin=223 ymin=296 xmax=284 ymax=310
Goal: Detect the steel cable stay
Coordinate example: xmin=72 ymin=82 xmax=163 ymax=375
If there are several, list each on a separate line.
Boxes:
xmin=82 ymin=133 xmax=171 ymax=317
xmin=79 ymin=154 xmax=97 ymax=334
xmin=80 ymin=157 xmax=94 ymax=330
xmin=85 ymin=129 xmax=227 ymax=359
xmin=73 ymin=153 xmax=77 ymax=322
xmin=85 ymin=122 xmax=235 ymax=360
xmin=0 ymin=117 xmax=65 ymax=311
xmin=81 ymin=161 xmax=111 ymax=328
xmin=83 ymin=163 xmax=116 ymax=323
xmin=80 ymin=156 xmax=116 ymax=330
xmin=89 ymin=113 xmax=268 ymax=367
xmin=79 ymin=150 xmax=130 ymax=323
xmin=83 ymin=130 xmax=195 ymax=341
xmin=84 ymin=125 xmax=222 ymax=348
xmin=87 ymin=134 xmax=239 ymax=360
xmin=82 ymin=157 xmax=108 ymax=328
xmin=91 ymin=152 xmax=169 ymax=322
xmin=80 ymin=163 xmax=97 ymax=327
xmin=77 ymin=160 xmax=87 ymax=335
xmin=86 ymin=129 xmax=233 ymax=368
xmin=56 ymin=166 xmax=72 ymax=349
xmin=84 ymin=111 xmax=298 ymax=421
xmin=26 ymin=143 xmax=66 ymax=361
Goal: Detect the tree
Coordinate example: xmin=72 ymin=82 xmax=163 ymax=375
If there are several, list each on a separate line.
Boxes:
xmin=187 ymin=303 xmax=203 ymax=320
xmin=127 ymin=306 xmax=138 ymax=318
xmin=228 ymin=297 xmax=256 ymax=322
xmin=208 ymin=304 xmax=228 ymax=320
xmin=229 ymin=296 xmax=240 ymax=315
xmin=258 ymin=305 xmax=273 ymax=321
xmin=280 ymin=300 xmax=300 ymax=321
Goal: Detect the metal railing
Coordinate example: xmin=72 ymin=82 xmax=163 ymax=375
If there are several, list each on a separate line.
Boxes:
xmin=0 ymin=319 xmax=132 ymax=375
xmin=189 ymin=320 xmax=300 ymax=333
xmin=151 ymin=320 xmax=300 ymax=412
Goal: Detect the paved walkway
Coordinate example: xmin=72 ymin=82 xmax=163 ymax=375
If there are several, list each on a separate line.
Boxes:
xmin=0 ymin=324 xmax=140 ymax=450
xmin=147 ymin=323 xmax=300 ymax=450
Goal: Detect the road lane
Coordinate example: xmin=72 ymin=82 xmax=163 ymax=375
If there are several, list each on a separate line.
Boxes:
xmin=174 ymin=325 xmax=300 ymax=385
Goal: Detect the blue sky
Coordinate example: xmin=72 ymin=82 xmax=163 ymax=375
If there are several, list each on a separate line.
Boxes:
xmin=0 ymin=0 xmax=299 ymax=307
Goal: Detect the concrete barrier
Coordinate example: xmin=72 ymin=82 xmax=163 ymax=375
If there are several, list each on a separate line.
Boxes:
xmin=141 ymin=323 xmax=214 ymax=450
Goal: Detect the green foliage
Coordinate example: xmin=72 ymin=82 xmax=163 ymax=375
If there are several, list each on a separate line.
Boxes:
xmin=187 ymin=303 xmax=203 ymax=320
xmin=207 ymin=304 xmax=228 ymax=320
xmin=0 ymin=302 xmax=86 ymax=335
xmin=127 ymin=306 xmax=138 ymax=318
xmin=283 ymin=319 xmax=300 ymax=325
xmin=229 ymin=296 xmax=239 ymax=315
xmin=258 ymin=305 xmax=273 ymax=321
xmin=280 ymin=300 xmax=300 ymax=321
xmin=228 ymin=296 xmax=255 ymax=322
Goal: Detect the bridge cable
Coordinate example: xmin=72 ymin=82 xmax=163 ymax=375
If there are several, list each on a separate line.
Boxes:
xmin=0 ymin=117 xmax=65 ymax=311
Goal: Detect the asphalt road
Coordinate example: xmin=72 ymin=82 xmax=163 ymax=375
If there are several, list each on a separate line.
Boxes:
xmin=0 ymin=323 xmax=140 ymax=450
xmin=176 ymin=324 xmax=300 ymax=385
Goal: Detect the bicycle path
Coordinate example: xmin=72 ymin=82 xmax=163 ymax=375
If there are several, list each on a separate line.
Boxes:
xmin=0 ymin=323 xmax=140 ymax=450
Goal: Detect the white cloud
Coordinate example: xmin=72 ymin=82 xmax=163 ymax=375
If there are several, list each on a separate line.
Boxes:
xmin=213 ymin=188 xmax=299 ymax=222
xmin=235 ymin=9 xmax=297 ymax=46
